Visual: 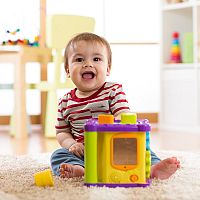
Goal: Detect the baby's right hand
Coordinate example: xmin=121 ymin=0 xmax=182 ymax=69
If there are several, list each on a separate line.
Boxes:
xmin=69 ymin=142 xmax=84 ymax=158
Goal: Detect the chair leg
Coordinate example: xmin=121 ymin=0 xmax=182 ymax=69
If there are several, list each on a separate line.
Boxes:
xmin=10 ymin=113 xmax=15 ymax=137
xmin=10 ymin=112 xmax=31 ymax=137
xmin=44 ymin=90 xmax=57 ymax=137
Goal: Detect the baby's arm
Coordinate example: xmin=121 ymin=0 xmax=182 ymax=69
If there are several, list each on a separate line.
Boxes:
xmin=56 ymin=131 xmax=84 ymax=158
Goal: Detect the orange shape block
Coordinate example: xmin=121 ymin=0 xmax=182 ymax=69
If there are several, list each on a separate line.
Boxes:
xmin=98 ymin=114 xmax=114 ymax=124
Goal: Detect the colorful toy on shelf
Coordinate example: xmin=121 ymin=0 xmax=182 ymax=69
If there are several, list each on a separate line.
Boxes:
xmin=34 ymin=169 xmax=54 ymax=187
xmin=1 ymin=29 xmax=39 ymax=47
xmin=170 ymin=32 xmax=182 ymax=63
xmin=84 ymin=113 xmax=151 ymax=188
xmin=6 ymin=28 xmax=20 ymax=35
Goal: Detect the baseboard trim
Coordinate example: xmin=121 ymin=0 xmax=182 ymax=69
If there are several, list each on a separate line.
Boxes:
xmin=137 ymin=113 xmax=158 ymax=123
xmin=0 ymin=115 xmax=41 ymax=125
xmin=0 ymin=113 xmax=158 ymax=125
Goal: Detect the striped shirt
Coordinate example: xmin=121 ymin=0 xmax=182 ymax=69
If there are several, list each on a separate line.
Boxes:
xmin=55 ymin=82 xmax=130 ymax=143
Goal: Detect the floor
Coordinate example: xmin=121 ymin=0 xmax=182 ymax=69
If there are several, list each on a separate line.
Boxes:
xmin=0 ymin=124 xmax=200 ymax=155
xmin=0 ymin=125 xmax=59 ymax=155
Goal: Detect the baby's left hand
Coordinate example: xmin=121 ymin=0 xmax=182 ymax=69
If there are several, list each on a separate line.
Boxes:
xmin=69 ymin=142 xmax=84 ymax=158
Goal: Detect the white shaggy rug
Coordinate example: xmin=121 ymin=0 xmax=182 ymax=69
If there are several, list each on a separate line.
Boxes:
xmin=0 ymin=151 xmax=200 ymax=200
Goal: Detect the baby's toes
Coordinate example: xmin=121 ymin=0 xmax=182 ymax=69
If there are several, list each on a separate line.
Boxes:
xmin=60 ymin=163 xmax=67 ymax=169
xmin=60 ymin=173 xmax=65 ymax=178
xmin=59 ymin=166 xmax=65 ymax=173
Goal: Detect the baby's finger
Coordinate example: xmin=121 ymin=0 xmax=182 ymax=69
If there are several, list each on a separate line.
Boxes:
xmin=76 ymin=147 xmax=84 ymax=157
xmin=74 ymin=148 xmax=83 ymax=158
xmin=69 ymin=145 xmax=76 ymax=152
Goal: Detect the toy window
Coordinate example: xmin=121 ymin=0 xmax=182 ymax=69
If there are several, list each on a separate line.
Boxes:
xmin=113 ymin=138 xmax=137 ymax=165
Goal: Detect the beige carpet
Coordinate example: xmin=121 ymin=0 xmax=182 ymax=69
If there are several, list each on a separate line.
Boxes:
xmin=0 ymin=151 xmax=200 ymax=200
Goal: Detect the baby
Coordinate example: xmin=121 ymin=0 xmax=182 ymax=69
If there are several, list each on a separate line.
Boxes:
xmin=50 ymin=32 xmax=180 ymax=180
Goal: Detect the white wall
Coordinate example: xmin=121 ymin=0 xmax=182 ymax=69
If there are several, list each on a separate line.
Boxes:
xmin=108 ymin=44 xmax=160 ymax=112
xmin=0 ymin=0 xmax=160 ymax=115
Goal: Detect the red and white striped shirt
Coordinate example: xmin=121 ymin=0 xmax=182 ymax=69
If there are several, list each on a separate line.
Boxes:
xmin=55 ymin=82 xmax=130 ymax=143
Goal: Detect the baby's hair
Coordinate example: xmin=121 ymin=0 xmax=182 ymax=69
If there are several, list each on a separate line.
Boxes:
xmin=64 ymin=32 xmax=112 ymax=72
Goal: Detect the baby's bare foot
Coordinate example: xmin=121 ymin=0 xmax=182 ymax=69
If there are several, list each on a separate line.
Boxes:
xmin=59 ymin=163 xmax=84 ymax=178
xmin=151 ymin=157 xmax=180 ymax=180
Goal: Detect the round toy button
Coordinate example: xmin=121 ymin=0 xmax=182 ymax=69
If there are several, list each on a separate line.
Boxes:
xmin=130 ymin=174 xmax=138 ymax=182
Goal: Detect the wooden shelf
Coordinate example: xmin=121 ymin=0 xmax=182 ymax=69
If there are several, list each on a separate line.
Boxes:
xmin=163 ymin=63 xmax=195 ymax=69
xmin=160 ymin=0 xmax=200 ymax=133
xmin=163 ymin=1 xmax=193 ymax=10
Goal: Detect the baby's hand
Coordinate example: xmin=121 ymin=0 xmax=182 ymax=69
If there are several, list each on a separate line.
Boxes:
xmin=69 ymin=142 xmax=84 ymax=158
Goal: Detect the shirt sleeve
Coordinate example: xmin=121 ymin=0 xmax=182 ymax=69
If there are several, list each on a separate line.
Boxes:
xmin=55 ymin=97 xmax=71 ymax=134
xmin=109 ymin=84 xmax=130 ymax=116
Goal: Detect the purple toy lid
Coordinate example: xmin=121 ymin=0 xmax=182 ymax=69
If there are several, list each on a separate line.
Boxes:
xmin=84 ymin=118 xmax=151 ymax=132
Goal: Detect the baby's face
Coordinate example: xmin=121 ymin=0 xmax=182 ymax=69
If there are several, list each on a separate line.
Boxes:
xmin=67 ymin=40 xmax=110 ymax=93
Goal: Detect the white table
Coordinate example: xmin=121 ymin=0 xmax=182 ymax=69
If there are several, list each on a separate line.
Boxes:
xmin=0 ymin=46 xmax=52 ymax=138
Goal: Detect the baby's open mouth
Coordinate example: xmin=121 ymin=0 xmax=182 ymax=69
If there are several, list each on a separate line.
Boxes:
xmin=82 ymin=71 xmax=95 ymax=79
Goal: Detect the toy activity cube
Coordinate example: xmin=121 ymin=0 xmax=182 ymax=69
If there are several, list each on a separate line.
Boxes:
xmin=84 ymin=113 xmax=151 ymax=188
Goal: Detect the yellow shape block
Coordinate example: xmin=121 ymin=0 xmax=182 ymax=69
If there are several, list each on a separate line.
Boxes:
xmin=98 ymin=114 xmax=114 ymax=124
xmin=34 ymin=169 xmax=54 ymax=187
xmin=121 ymin=113 xmax=137 ymax=124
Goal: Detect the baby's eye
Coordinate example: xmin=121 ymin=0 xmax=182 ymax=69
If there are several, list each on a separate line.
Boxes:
xmin=93 ymin=57 xmax=101 ymax=62
xmin=76 ymin=57 xmax=84 ymax=62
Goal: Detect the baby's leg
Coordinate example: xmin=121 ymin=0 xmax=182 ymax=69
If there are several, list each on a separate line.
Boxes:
xmin=151 ymin=157 xmax=180 ymax=180
xmin=50 ymin=148 xmax=84 ymax=177
xmin=59 ymin=163 xmax=84 ymax=178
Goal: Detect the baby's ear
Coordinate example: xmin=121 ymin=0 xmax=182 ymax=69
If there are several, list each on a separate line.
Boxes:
xmin=106 ymin=65 xmax=111 ymax=76
xmin=65 ymin=66 xmax=70 ymax=77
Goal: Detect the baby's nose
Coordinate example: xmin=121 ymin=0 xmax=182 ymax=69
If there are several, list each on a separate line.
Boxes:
xmin=83 ymin=60 xmax=93 ymax=68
